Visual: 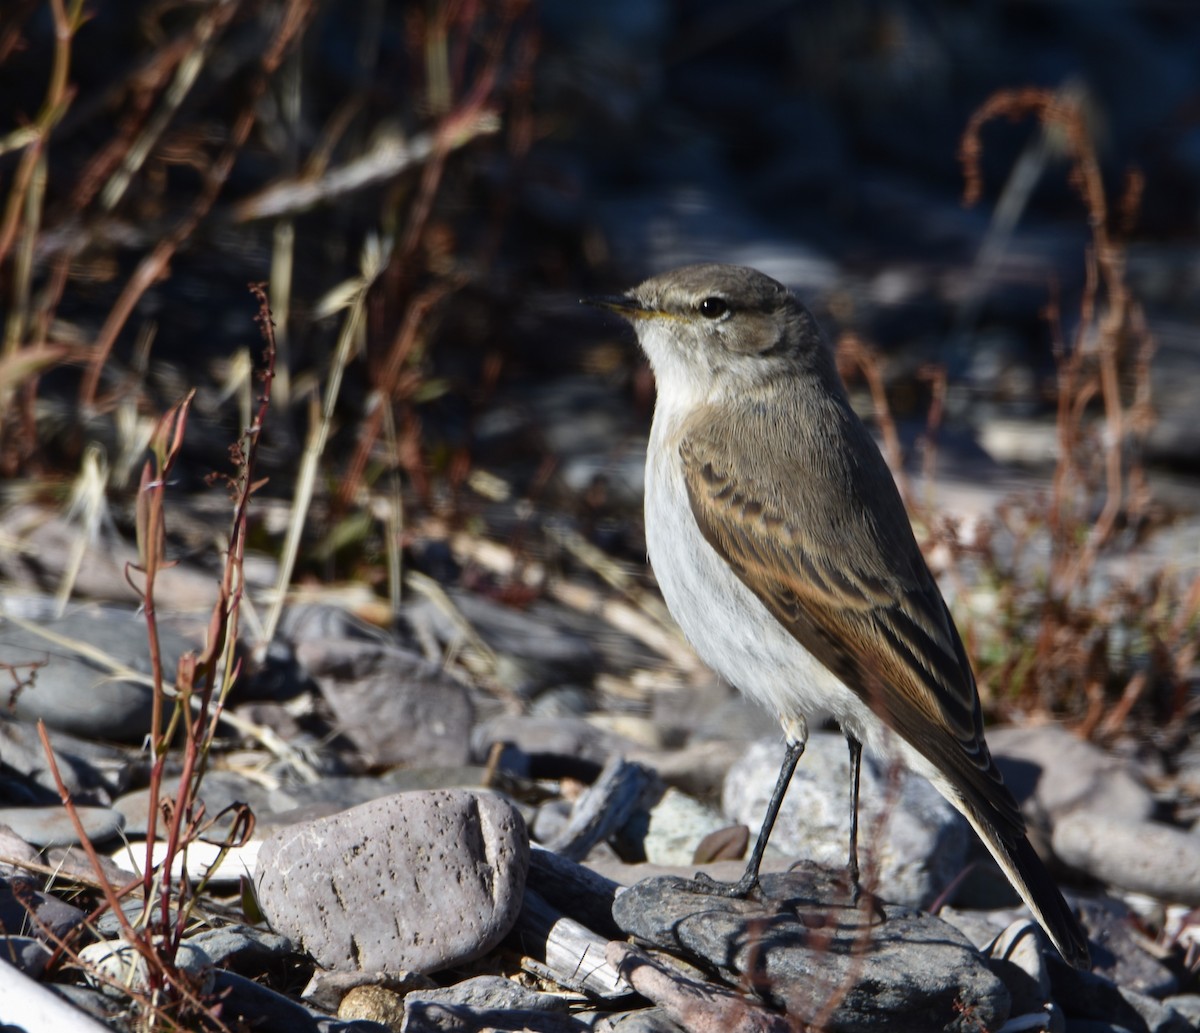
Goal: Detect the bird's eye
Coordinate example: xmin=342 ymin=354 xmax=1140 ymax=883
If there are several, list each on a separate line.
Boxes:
xmin=698 ymin=297 xmax=729 ymax=319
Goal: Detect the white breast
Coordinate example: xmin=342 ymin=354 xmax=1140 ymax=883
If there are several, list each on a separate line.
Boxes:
xmin=643 ymin=407 xmax=883 ymax=751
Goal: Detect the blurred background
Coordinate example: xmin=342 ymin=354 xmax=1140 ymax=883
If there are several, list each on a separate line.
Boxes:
xmin=1 ymin=0 xmax=1198 ymax=734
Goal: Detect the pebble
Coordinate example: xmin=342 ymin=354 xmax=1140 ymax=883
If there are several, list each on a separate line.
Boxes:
xmin=112 ymin=768 xmax=277 ymax=838
xmin=723 ymin=733 xmax=970 ymax=907
xmin=77 ymin=939 xmax=214 ymax=998
xmin=255 ymin=789 xmax=529 ymax=973
xmin=613 ymin=867 xmax=1012 ymax=1032
xmin=988 ymin=726 xmax=1155 ymax=825
xmin=0 ymin=877 xmax=87 ymax=942
xmin=0 ymin=805 xmax=124 ymax=849
xmin=337 ymin=984 xmax=405 ymax=1028
xmin=0 ymin=611 xmax=196 ymax=741
xmin=294 ymin=638 xmax=473 ymax=767
xmin=1052 ymin=813 xmax=1200 ymax=906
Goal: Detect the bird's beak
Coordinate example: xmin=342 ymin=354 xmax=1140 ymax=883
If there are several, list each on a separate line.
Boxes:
xmin=581 ymin=294 xmax=648 ymax=319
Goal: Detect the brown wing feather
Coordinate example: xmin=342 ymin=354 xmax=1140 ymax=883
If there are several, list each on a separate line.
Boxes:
xmin=679 ymin=409 xmax=1024 ymax=840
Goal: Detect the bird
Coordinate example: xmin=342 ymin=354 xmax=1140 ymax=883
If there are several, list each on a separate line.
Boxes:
xmin=587 ymin=262 xmax=1090 ymax=969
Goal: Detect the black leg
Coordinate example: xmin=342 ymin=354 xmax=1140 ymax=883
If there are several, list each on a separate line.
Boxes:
xmin=688 ymin=738 xmax=806 ymax=898
xmin=846 ymin=734 xmax=863 ymax=901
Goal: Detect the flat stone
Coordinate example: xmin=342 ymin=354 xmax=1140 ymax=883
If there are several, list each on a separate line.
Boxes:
xmin=723 ymin=733 xmax=969 ymax=907
xmin=0 ymin=611 xmax=197 ymax=741
xmin=295 ymin=639 xmax=473 ymax=767
xmin=112 ymin=769 xmax=277 ymax=838
xmin=1053 ymin=813 xmax=1200 ymax=905
xmin=613 ymin=867 xmax=1011 ymax=1033
xmin=1 ymin=716 xmax=134 ymax=803
xmin=402 ymin=973 xmax=589 ymax=1033
xmin=0 ymin=825 xmax=39 ymax=877
xmin=0 ymin=805 xmax=124 ymax=848
xmin=255 ymin=789 xmax=529 ymax=973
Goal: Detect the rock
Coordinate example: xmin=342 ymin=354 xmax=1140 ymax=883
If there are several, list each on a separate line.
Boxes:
xmin=1073 ymin=899 xmax=1179 ymax=998
xmin=182 ymin=924 xmax=293 ymax=974
xmin=613 ymin=867 xmax=1011 ymax=1032
xmin=255 ymin=789 xmax=529 ymax=973
xmin=114 ymin=838 xmax=262 ymax=886
xmin=405 ymin=590 xmax=598 ymax=696
xmin=338 ymin=984 xmax=405 ymax=1028
xmin=984 ymin=920 xmax=1052 ymax=1019
xmin=619 ymin=787 xmax=728 ymax=867
xmin=0 ymin=825 xmax=39 ymax=877
xmin=302 ymin=969 xmax=437 ymax=1012
xmin=723 ymin=733 xmax=970 ymax=907
xmin=0 ymin=934 xmax=53 ymax=976
xmin=598 ymin=1007 xmax=688 ymax=1033
xmin=78 ymin=938 xmax=214 ymax=997
xmin=0 ymin=716 xmax=133 ymax=803
xmin=1047 ymin=957 xmax=1194 ymax=1033
xmin=112 ymin=769 xmax=277 ymax=838
xmin=606 ymin=941 xmax=793 ymax=1033
xmin=1162 ymin=995 xmax=1200 ymax=1028
xmin=0 ymin=610 xmax=197 ymax=741
xmin=472 ymin=715 xmax=638 ymax=772
xmin=212 ymin=969 xmax=390 ymax=1033
xmin=988 ymin=726 xmax=1154 ymax=826
xmin=1052 ymin=813 xmax=1200 ymax=906
xmin=402 ymin=975 xmax=586 ymax=1033
xmin=266 ymin=775 xmax=410 ymax=818
xmin=0 ymin=804 xmax=124 ymax=848
xmin=295 ymin=639 xmax=473 ymax=767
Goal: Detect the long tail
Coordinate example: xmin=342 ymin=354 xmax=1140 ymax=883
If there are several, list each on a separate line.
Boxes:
xmin=958 ymin=803 xmax=1091 ymax=969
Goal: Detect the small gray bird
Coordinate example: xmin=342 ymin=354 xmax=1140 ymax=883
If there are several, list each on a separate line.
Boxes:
xmin=589 ymin=263 xmax=1090 ymax=969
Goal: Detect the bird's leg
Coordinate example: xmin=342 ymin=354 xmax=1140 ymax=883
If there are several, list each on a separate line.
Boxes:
xmin=846 ymin=734 xmax=863 ymax=903
xmin=686 ymin=735 xmax=806 ymax=899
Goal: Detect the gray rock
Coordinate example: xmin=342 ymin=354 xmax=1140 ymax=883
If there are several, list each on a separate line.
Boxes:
xmin=1161 ymin=996 xmax=1200 ymax=1028
xmin=988 ymin=726 xmax=1154 ymax=826
xmin=1053 ymin=813 xmax=1200 ymax=905
xmin=723 ymin=733 xmax=970 ymax=907
xmin=985 ymin=920 xmax=1052 ymax=1018
xmin=0 ymin=611 xmax=196 ymax=741
xmin=183 ymin=924 xmax=293 ymax=973
xmin=0 ymin=805 xmax=124 ymax=848
xmin=303 ymin=969 xmax=436 ymax=1012
xmin=255 ymin=789 xmax=529 ymax=973
xmin=629 ymin=787 xmax=728 ymax=867
xmin=113 ymin=769 xmax=276 ymax=839
xmin=405 ymin=590 xmax=598 ymax=696
xmin=0 ymin=825 xmax=39 ymax=877
xmin=213 ymin=969 xmax=391 ymax=1033
xmin=613 ymin=867 xmax=1011 ymax=1032
xmin=78 ymin=938 xmax=214 ymax=998
xmin=1073 ymin=899 xmax=1178 ymax=998
xmin=401 ymin=973 xmax=587 ymax=1032
xmin=473 ymin=715 xmax=637 ymax=770
xmin=296 ymin=638 xmax=473 ymax=767
xmin=266 ymin=775 xmax=410 ymax=817
xmin=0 ymin=716 xmax=133 ymax=803
xmin=0 ymin=934 xmax=53 ymax=976
xmin=1047 ymin=958 xmax=1193 ymax=1033
xmin=597 ymin=1007 xmax=687 ymax=1033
